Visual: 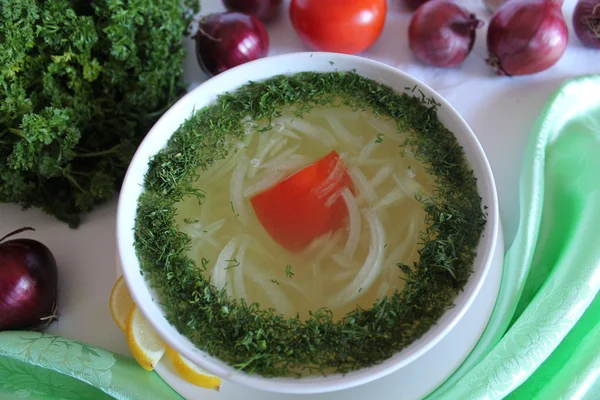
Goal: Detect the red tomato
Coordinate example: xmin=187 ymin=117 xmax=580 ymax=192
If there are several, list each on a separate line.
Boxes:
xmin=289 ymin=0 xmax=387 ymax=54
xmin=250 ymin=151 xmax=353 ymax=253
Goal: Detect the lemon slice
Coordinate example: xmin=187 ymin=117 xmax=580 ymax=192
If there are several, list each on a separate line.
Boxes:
xmin=167 ymin=348 xmax=222 ymax=390
xmin=109 ymin=276 xmax=135 ymax=332
xmin=126 ymin=305 xmax=167 ymax=371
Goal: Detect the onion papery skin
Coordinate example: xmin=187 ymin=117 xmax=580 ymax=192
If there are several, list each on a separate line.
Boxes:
xmin=486 ymin=0 xmax=568 ymax=76
xmin=573 ymin=0 xmax=600 ymax=49
xmin=0 ymin=229 xmax=58 ymax=331
xmin=195 ymin=12 xmax=270 ymax=77
xmin=409 ymin=0 xmax=483 ymax=68
xmin=222 ymin=0 xmax=283 ymax=22
xmin=405 ymin=0 xmax=431 ymax=11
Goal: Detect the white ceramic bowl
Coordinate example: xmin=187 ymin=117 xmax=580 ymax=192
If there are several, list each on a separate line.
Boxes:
xmin=117 ymin=52 xmax=502 ymax=395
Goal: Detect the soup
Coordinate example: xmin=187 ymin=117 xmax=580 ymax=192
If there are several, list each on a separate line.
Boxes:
xmin=134 ymin=71 xmax=485 ymax=377
xmin=176 ymin=105 xmax=433 ymax=319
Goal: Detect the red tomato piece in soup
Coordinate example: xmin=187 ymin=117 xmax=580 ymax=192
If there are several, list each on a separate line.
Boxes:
xmin=250 ymin=151 xmax=353 ymax=252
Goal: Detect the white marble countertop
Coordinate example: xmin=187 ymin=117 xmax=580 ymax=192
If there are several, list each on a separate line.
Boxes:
xmin=1 ymin=0 xmax=598 ymax=365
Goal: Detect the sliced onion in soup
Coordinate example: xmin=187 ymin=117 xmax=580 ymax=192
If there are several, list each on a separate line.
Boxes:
xmin=328 ymin=208 xmax=386 ymax=309
xmin=211 ymin=236 xmax=241 ymax=296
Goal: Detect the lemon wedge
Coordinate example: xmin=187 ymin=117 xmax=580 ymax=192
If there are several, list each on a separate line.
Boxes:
xmin=167 ymin=348 xmax=221 ymax=391
xmin=114 ymin=276 xmax=222 ymax=388
xmin=109 ymin=276 xmax=135 ymax=332
xmin=126 ymin=305 xmax=167 ymax=371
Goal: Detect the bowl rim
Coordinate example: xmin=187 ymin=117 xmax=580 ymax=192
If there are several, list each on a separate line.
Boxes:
xmin=117 ymin=52 xmax=500 ymax=394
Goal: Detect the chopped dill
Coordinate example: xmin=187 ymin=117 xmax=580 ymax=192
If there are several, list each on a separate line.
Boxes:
xmin=271 ymin=279 xmax=280 ymax=285
xmin=134 ymin=71 xmax=486 ymax=378
xmin=201 ymin=257 xmax=209 ymax=270
xmin=375 ymin=133 xmax=384 ymax=143
xmin=225 ymin=259 xmax=240 ymax=269
xmin=285 ymin=265 xmax=294 ymax=278
xmin=230 ymin=201 xmax=239 ymax=216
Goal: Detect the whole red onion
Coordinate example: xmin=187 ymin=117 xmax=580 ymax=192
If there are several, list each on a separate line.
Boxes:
xmin=195 ymin=12 xmax=269 ymax=77
xmin=573 ymin=0 xmax=600 ymax=49
xmin=408 ymin=0 xmax=483 ymax=68
xmin=223 ymin=0 xmax=283 ymax=22
xmin=0 ymin=227 xmax=58 ymax=331
xmin=487 ymin=0 xmax=568 ymax=76
xmin=404 ymin=0 xmax=431 ymax=11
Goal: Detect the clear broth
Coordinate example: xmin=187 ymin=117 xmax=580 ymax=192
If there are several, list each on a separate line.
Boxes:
xmin=176 ymin=105 xmax=434 ymax=319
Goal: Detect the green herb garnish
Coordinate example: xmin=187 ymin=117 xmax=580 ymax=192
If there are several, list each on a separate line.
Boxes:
xmin=271 ymin=279 xmax=280 ymax=285
xmin=201 ymin=258 xmax=210 ymax=270
xmin=230 ymin=201 xmax=239 ymax=216
xmin=285 ymin=265 xmax=294 ymax=278
xmin=0 ymin=0 xmax=199 ymax=227
xmin=375 ymin=133 xmax=384 ymax=143
xmin=134 ymin=71 xmax=485 ymax=377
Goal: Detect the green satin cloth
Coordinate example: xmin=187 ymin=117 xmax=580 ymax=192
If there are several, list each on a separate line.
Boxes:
xmin=0 ymin=332 xmax=182 ymax=400
xmin=1 ymin=76 xmax=599 ymax=400
xmin=429 ymin=75 xmax=600 ymax=399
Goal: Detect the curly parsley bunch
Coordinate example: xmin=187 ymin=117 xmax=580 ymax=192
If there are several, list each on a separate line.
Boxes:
xmin=0 ymin=0 xmax=198 ymax=226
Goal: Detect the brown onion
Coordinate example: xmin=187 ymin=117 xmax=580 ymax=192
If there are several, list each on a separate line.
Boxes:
xmin=573 ymin=0 xmax=600 ymax=49
xmin=408 ymin=0 xmax=483 ymax=68
xmin=486 ymin=0 xmax=568 ymax=76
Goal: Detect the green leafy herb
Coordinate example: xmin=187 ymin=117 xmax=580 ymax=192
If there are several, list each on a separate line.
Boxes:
xmin=375 ymin=133 xmax=384 ymax=143
xmin=201 ymin=257 xmax=210 ymax=270
xmin=270 ymin=279 xmax=280 ymax=285
xmin=225 ymin=259 xmax=240 ymax=269
xmin=230 ymin=201 xmax=239 ymax=216
xmin=0 ymin=0 xmax=199 ymax=227
xmin=134 ymin=71 xmax=485 ymax=377
xmin=285 ymin=265 xmax=294 ymax=278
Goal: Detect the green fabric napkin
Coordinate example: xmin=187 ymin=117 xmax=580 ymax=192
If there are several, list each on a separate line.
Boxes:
xmin=1 ymin=75 xmax=599 ymax=400
xmin=428 ymin=75 xmax=600 ymax=399
xmin=0 ymin=332 xmax=182 ymax=400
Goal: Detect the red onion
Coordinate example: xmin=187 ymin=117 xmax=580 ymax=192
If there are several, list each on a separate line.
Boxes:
xmin=487 ymin=0 xmax=568 ymax=76
xmin=223 ymin=0 xmax=283 ymax=22
xmin=404 ymin=0 xmax=431 ymax=11
xmin=194 ymin=12 xmax=269 ymax=77
xmin=573 ymin=0 xmax=600 ymax=49
xmin=0 ymin=227 xmax=58 ymax=331
xmin=408 ymin=0 xmax=483 ymax=68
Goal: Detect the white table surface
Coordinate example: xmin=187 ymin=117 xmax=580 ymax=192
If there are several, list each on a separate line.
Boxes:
xmin=1 ymin=0 xmax=598 ymax=371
